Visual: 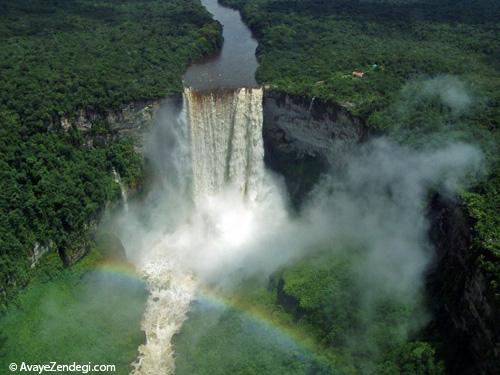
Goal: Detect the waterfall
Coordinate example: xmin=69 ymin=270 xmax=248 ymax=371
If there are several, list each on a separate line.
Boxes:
xmin=112 ymin=168 xmax=129 ymax=212
xmin=308 ymin=96 xmax=316 ymax=114
xmin=131 ymin=258 xmax=195 ymax=375
xmin=185 ymin=87 xmax=265 ymax=203
xmin=131 ymin=87 xmax=266 ymax=375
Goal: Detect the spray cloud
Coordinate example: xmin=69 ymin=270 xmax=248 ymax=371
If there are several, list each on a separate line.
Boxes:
xmin=111 ymin=82 xmax=483 ymax=374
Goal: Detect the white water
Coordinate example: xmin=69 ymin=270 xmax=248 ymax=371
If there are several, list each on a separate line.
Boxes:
xmin=185 ymin=88 xmax=265 ymax=202
xmin=123 ymin=79 xmax=484 ymax=375
xmin=131 ymin=257 xmax=195 ymax=375
xmin=112 ymin=168 xmax=129 ymax=212
xmin=131 ymin=87 xmax=270 ymax=375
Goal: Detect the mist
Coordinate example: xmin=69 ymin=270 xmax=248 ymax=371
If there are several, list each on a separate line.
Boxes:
xmin=399 ymin=75 xmax=474 ymax=116
xmin=0 ymin=267 xmax=147 ymax=372
xmin=109 ymin=81 xmax=484 ymax=373
xmin=113 ymin=104 xmax=482 ymax=288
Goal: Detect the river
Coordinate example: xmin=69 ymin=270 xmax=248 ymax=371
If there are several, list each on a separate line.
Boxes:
xmin=183 ymin=0 xmax=259 ymax=90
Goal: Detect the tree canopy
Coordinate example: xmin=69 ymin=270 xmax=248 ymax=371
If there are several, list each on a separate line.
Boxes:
xmin=0 ymin=0 xmax=222 ymax=307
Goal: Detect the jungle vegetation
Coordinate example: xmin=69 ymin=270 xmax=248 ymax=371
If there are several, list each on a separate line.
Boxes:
xmin=1 ymin=1 xmax=498 ymax=374
xmin=174 ymin=250 xmax=445 ymax=374
xmin=221 ymin=0 xmax=499 ymax=330
xmin=0 ymin=0 xmax=221 ymax=307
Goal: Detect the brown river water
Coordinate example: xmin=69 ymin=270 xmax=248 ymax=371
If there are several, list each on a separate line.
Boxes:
xmin=183 ymin=0 xmax=259 ymax=90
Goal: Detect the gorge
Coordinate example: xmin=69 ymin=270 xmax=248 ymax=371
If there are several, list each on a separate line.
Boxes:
xmin=0 ymin=1 xmax=497 ymax=374
xmin=111 ymin=1 xmax=488 ymax=374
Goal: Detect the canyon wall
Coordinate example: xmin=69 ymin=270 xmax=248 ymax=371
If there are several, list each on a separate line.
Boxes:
xmin=428 ymin=195 xmax=499 ymax=375
xmin=262 ymin=89 xmax=498 ymax=374
xmin=36 ymin=98 xmax=180 ymax=267
xmin=50 ymin=98 xmax=182 ymax=149
xmin=262 ymin=90 xmax=367 ymax=206
xmin=41 ymin=88 xmax=497 ymax=373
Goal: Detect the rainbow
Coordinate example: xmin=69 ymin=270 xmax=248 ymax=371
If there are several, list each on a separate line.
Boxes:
xmin=189 ymin=286 xmax=330 ymax=365
xmin=92 ymin=261 xmax=331 ymax=369
xmin=92 ymin=259 xmax=145 ymax=284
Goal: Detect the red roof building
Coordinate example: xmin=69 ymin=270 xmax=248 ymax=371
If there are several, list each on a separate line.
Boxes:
xmin=352 ymin=69 xmax=364 ymax=78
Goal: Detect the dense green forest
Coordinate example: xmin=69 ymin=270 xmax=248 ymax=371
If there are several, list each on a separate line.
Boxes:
xmin=221 ymin=0 xmax=499 ymax=322
xmin=0 ymin=0 xmax=222 ymax=307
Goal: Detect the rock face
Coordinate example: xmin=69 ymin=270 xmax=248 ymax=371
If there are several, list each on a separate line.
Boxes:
xmin=38 ymin=88 xmax=496 ymax=373
xmin=262 ymin=90 xmax=367 ymax=206
xmin=427 ymin=194 xmax=499 ymax=375
xmin=57 ymin=218 xmax=100 ymax=266
xmin=53 ymin=97 xmax=181 ymax=149
xmin=41 ymin=97 xmax=182 ymax=267
xmin=261 ymin=90 xmax=498 ymax=374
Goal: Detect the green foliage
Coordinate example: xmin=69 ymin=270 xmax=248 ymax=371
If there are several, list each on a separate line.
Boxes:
xmin=0 ymin=0 xmax=222 ymax=114
xmin=280 ymin=251 xmax=438 ymax=373
xmin=107 ymin=138 xmax=145 ymax=187
xmin=173 ymin=295 xmax=333 ymax=375
xmin=222 ymin=0 xmax=500 ymax=342
xmin=378 ymin=341 xmax=445 ymax=375
xmin=222 ymin=0 xmax=499 ymax=121
xmin=175 ymin=250 xmax=444 ymax=374
xmin=461 ymin=189 xmax=500 ymax=304
xmin=0 ymin=0 xmax=221 ymax=306
xmin=282 ymin=253 xmax=358 ymax=349
xmin=0 ymin=249 xmax=147 ymax=375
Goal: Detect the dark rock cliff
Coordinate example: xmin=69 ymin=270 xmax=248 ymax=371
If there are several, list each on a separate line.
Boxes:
xmin=262 ymin=89 xmax=498 ymax=374
xmin=262 ymin=90 xmax=367 ymax=207
xmin=427 ymin=194 xmax=499 ymax=375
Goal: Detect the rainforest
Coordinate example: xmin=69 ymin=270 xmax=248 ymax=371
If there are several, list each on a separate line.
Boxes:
xmin=0 ymin=1 xmax=498 ymax=375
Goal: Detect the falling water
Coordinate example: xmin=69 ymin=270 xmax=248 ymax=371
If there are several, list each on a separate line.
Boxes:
xmin=308 ymin=96 xmax=316 ymax=114
xmin=131 ymin=87 xmax=267 ymax=375
xmin=112 ymin=168 xmax=129 ymax=212
xmin=131 ymin=257 xmax=195 ymax=375
xmin=185 ymin=87 xmax=265 ymax=202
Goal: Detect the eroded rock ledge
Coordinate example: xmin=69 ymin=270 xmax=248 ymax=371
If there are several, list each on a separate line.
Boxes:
xmin=50 ymin=97 xmax=181 ymax=150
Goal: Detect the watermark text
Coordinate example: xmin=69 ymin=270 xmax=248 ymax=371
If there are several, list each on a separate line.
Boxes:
xmin=8 ymin=362 xmax=115 ymax=374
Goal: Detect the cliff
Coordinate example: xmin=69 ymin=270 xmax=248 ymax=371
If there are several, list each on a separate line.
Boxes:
xmin=427 ymin=194 xmax=499 ymax=375
xmin=50 ymin=97 xmax=182 ymax=149
xmin=32 ymin=88 xmax=497 ymax=373
xmin=262 ymin=89 xmax=498 ymax=374
xmin=35 ymin=97 xmax=182 ymax=268
xmin=262 ymin=90 xmax=367 ymax=206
